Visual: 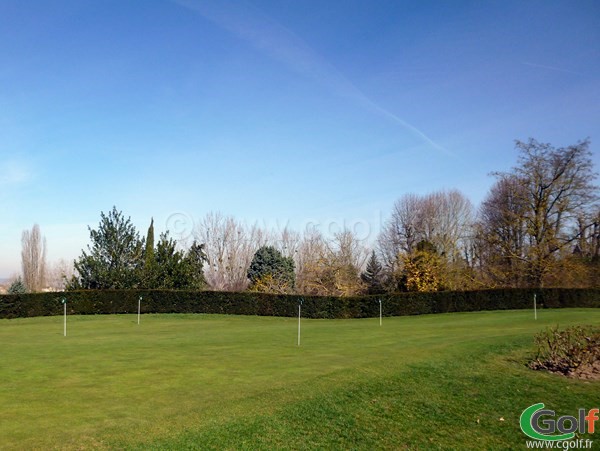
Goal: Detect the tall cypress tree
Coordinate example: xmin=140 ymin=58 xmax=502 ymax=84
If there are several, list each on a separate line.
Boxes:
xmin=145 ymin=218 xmax=155 ymax=266
xmin=144 ymin=218 xmax=156 ymax=286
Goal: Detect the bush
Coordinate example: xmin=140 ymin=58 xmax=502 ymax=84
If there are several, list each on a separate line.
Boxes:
xmin=0 ymin=288 xmax=599 ymax=320
xmin=529 ymin=325 xmax=600 ymax=379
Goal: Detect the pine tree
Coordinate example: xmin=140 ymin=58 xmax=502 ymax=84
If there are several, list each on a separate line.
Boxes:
xmin=247 ymin=246 xmax=295 ymax=293
xmin=361 ymin=251 xmax=384 ymax=294
xmin=68 ymin=207 xmax=144 ymax=289
xmin=8 ymin=277 xmax=27 ymax=294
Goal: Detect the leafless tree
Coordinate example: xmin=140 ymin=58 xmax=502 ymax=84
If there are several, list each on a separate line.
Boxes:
xmin=274 ymin=226 xmax=301 ymax=261
xmin=21 ymin=224 xmax=47 ymax=292
xmin=509 ymin=139 xmax=597 ymax=286
xmin=476 ymin=175 xmax=529 ymax=287
xmin=194 ymin=212 xmax=269 ymax=291
xmin=295 ymin=227 xmax=327 ymax=294
xmin=378 ymin=190 xmax=474 ymax=271
xmin=421 ymin=190 xmax=473 ymax=262
xmin=377 ymin=193 xmax=421 ymax=274
xmin=475 ymin=139 xmax=598 ymax=287
xmin=574 ymin=209 xmax=600 ymax=260
xmin=297 ymin=227 xmax=368 ymax=296
xmin=46 ymin=259 xmax=74 ymax=291
xmin=330 ymin=228 xmax=369 ymax=272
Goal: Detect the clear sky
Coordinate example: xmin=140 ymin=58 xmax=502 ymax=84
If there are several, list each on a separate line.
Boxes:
xmin=1 ymin=0 xmax=599 ymax=278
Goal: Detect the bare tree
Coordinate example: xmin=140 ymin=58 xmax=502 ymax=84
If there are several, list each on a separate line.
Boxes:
xmin=377 ymin=193 xmax=421 ymax=280
xmin=275 ymin=226 xmax=301 ymax=261
xmin=476 ymin=175 xmax=528 ymax=287
xmin=377 ymin=190 xmax=474 ymax=287
xmin=295 ymin=227 xmax=326 ymax=294
xmin=431 ymin=190 xmax=474 ymax=261
xmin=576 ymin=209 xmax=600 ymax=260
xmin=46 ymin=259 xmax=74 ymax=291
xmin=509 ymin=139 xmax=597 ymax=286
xmin=194 ymin=212 xmax=269 ymax=291
xmin=475 ymin=139 xmax=598 ymax=287
xmin=331 ymin=228 xmax=369 ymax=272
xmin=297 ymin=228 xmax=368 ymax=296
xmin=21 ymin=224 xmax=47 ymax=292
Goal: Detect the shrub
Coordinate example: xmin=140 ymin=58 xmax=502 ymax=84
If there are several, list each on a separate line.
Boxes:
xmin=529 ymin=325 xmax=600 ymax=378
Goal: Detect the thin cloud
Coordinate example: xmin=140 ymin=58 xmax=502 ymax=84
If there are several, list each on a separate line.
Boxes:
xmin=174 ymin=0 xmax=449 ymax=155
xmin=523 ymin=61 xmax=584 ymax=76
xmin=0 ymin=160 xmax=32 ymax=186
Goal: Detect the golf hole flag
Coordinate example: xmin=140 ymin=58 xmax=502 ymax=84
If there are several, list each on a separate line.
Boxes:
xmin=62 ymin=298 xmax=67 ymax=336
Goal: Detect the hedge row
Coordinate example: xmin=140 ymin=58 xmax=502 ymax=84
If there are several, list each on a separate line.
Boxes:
xmin=1 ymin=288 xmax=599 ymax=320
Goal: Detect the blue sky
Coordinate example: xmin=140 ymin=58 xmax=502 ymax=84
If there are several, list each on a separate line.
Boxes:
xmin=1 ymin=0 xmax=599 ymax=277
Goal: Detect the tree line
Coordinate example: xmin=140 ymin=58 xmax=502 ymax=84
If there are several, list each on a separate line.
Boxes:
xmin=11 ymin=138 xmax=599 ymax=295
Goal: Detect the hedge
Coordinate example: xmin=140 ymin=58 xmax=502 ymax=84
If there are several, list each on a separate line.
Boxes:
xmin=1 ymin=288 xmax=599 ymax=320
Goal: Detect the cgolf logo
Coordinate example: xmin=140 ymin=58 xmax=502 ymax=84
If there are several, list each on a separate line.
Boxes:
xmin=520 ymin=403 xmax=598 ymax=441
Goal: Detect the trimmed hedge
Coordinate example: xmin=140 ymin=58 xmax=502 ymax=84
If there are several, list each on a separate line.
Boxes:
xmin=1 ymin=288 xmax=599 ymax=320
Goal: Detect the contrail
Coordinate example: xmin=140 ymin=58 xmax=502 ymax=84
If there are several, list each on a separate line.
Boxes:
xmin=174 ymin=0 xmax=450 ymax=154
xmin=523 ymin=61 xmax=584 ymax=76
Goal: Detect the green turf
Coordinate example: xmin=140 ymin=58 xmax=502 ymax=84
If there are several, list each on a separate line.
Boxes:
xmin=0 ymin=309 xmax=598 ymax=450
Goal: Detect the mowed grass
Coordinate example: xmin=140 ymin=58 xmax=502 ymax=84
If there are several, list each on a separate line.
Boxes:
xmin=0 ymin=309 xmax=599 ymax=450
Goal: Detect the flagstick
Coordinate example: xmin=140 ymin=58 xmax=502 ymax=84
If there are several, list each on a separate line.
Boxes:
xmin=298 ymin=299 xmax=303 ymax=346
xmin=63 ymin=298 xmax=67 ymax=337
xmin=298 ymin=304 xmax=301 ymax=346
xmin=534 ymin=293 xmax=537 ymax=320
xmin=138 ymin=296 xmax=142 ymax=325
xmin=379 ymin=299 xmax=382 ymax=326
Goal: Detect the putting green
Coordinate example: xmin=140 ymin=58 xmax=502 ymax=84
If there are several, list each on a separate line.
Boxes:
xmin=0 ymin=309 xmax=598 ymax=449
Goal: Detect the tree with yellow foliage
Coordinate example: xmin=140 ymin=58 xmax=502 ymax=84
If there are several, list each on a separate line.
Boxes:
xmin=401 ymin=240 xmax=446 ymax=292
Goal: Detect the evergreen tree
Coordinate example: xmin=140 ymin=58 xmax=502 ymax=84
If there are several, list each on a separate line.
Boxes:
xmin=144 ymin=235 xmax=207 ymax=290
xmin=145 ymin=218 xmax=155 ymax=267
xmin=185 ymin=241 xmax=208 ymax=290
xmin=143 ymin=218 xmax=156 ymax=286
xmin=361 ymin=251 xmax=384 ymax=294
xmin=152 ymin=233 xmax=189 ymax=289
xmin=68 ymin=207 xmax=144 ymax=289
xmin=8 ymin=277 xmax=27 ymax=294
xmin=247 ymin=246 xmax=295 ymax=293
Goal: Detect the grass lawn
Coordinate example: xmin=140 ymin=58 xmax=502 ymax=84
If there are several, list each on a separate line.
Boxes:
xmin=0 ymin=309 xmax=598 ymax=449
